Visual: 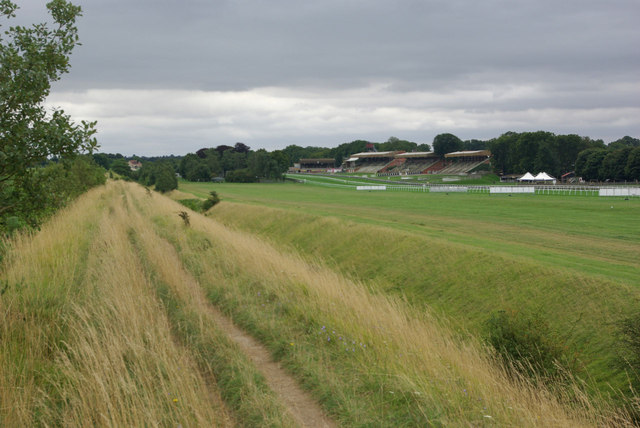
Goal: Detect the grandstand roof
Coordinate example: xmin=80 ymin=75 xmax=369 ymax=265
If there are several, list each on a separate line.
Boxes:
xmin=445 ymin=150 xmax=491 ymax=158
xmin=349 ymin=151 xmax=402 ymax=159
xmin=395 ymin=151 xmax=436 ymax=158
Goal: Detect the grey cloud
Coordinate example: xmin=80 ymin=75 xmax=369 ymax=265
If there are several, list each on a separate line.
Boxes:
xmin=13 ymin=0 xmax=640 ymax=154
xmin=52 ymin=0 xmax=637 ymax=91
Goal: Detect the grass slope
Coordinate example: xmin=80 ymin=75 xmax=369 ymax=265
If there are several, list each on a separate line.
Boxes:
xmin=178 ymin=180 xmax=640 ymax=393
xmin=2 ymin=180 xmax=637 ymax=426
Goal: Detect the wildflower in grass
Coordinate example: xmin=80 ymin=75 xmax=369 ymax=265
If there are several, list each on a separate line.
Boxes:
xmin=173 ymin=398 xmax=178 ymax=403
xmin=290 ymin=342 xmax=294 ymax=346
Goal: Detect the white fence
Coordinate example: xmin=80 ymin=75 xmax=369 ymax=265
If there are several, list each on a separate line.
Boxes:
xmin=490 ymin=186 xmax=535 ymax=194
xmin=356 ymin=185 xmax=386 ymax=191
xmin=430 ymin=186 xmax=468 ymax=193
xmin=599 ymin=187 xmax=640 ymax=197
xmin=297 ymin=176 xmax=640 ymax=197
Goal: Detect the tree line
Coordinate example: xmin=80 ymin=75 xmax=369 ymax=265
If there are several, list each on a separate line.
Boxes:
xmin=488 ymin=132 xmax=640 ymax=181
xmin=102 ymin=132 xmax=640 ymax=189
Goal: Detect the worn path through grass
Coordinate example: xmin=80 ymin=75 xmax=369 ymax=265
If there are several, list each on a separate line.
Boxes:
xmin=128 ymin=186 xmax=335 ymax=427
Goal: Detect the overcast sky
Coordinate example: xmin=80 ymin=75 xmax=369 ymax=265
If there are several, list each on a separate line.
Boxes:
xmin=21 ymin=0 xmax=640 ymax=155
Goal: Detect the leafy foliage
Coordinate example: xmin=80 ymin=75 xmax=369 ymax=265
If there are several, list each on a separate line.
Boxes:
xmin=201 ymin=191 xmax=220 ymax=211
xmin=1 ymin=1 xmax=100 ymax=233
xmin=1 ymin=156 xmax=105 ymax=233
xmin=153 ymin=162 xmax=178 ymax=192
xmin=433 ymin=133 xmax=463 ymax=158
xmin=489 ymin=131 xmax=601 ymax=177
xmin=626 ymin=147 xmax=640 ymax=181
xmin=485 ymin=309 xmax=573 ymax=381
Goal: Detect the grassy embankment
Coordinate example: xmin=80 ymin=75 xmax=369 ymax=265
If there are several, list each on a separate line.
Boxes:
xmin=157 ymin=181 xmax=634 ymax=425
xmin=0 ymin=181 xmax=293 ymax=427
xmin=2 ymin=180 xmax=637 ymax=426
xmin=178 ymin=179 xmax=640 ymax=395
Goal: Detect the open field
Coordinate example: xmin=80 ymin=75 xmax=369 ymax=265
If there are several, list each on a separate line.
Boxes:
xmin=179 ymin=179 xmax=640 ymax=393
xmin=2 ymin=180 xmax=638 ymax=426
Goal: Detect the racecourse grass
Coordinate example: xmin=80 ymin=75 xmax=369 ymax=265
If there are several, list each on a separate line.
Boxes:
xmin=181 ymin=181 xmax=640 ymax=392
xmin=1 ymin=180 xmax=638 ymax=426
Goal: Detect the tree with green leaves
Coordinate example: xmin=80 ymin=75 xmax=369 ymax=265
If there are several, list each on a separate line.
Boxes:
xmin=433 ymin=133 xmax=463 ymax=158
xmin=378 ymin=136 xmax=419 ymax=152
xmin=625 ymin=147 xmax=640 ymax=181
xmin=154 ymin=162 xmax=178 ymax=192
xmin=110 ymin=158 xmax=132 ymax=178
xmin=575 ymin=148 xmax=607 ymax=181
xmin=248 ymin=149 xmax=285 ymax=180
xmin=1 ymin=0 xmax=98 ymax=231
xmin=600 ymin=148 xmax=632 ymax=181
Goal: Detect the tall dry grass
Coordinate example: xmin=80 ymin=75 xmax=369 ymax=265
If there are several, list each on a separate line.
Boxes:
xmin=0 ymin=182 xmax=230 ymax=426
xmin=0 ymin=185 xmax=107 ymax=425
xmin=125 ymin=185 xmax=299 ymax=427
xmin=137 ymin=182 xmax=634 ymax=426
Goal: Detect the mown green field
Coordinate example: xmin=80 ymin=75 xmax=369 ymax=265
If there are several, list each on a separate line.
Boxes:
xmin=179 ymin=179 xmax=640 ymax=393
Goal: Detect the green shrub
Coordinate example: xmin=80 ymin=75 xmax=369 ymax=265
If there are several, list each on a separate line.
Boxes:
xmin=485 ymin=309 xmax=570 ymax=380
xmin=177 ymin=199 xmax=203 ymax=212
xmin=201 ymin=191 xmax=220 ymax=211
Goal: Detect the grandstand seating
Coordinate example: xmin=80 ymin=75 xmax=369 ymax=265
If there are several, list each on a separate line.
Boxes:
xmin=437 ymin=160 xmax=487 ymax=174
xmin=378 ymin=158 xmax=406 ymax=174
xmin=397 ymin=159 xmax=440 ymax=175
xmin=356 ymin=161 xmax=391 ymax=173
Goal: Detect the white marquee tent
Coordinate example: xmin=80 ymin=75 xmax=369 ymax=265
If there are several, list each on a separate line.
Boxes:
xmin=518 ymin=172 xmax=535 ymax=181
xmin=534 ymin=172 xmax=556 ymax=183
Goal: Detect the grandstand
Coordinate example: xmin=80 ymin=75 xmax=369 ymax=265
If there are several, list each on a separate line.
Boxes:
xmin=394 ymin=152 xmax=441 ymax=175
xmin=293 ymin=158 xmax=337 ymax=173
xmin=377 ymin=152 xmax=443 ymax=176
xmin=343 ymin=151 xmax=401 ymax=173
xmin=438 ymin=150 xmax=491 ymax=174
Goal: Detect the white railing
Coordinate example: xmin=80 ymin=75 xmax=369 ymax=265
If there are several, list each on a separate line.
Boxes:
xmin=294 ymin=175 xmax=640 ymax=197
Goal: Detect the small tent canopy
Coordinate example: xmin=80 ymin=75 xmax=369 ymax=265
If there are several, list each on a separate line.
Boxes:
xmin=534 ymin=172 xmax=555 ymax=181
xmin=518 ymin=172 xmax=535 ymax=181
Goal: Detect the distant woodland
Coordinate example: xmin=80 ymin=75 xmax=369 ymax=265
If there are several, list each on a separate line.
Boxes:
xmin=99 ymin=133 xmax=640 ymax=187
